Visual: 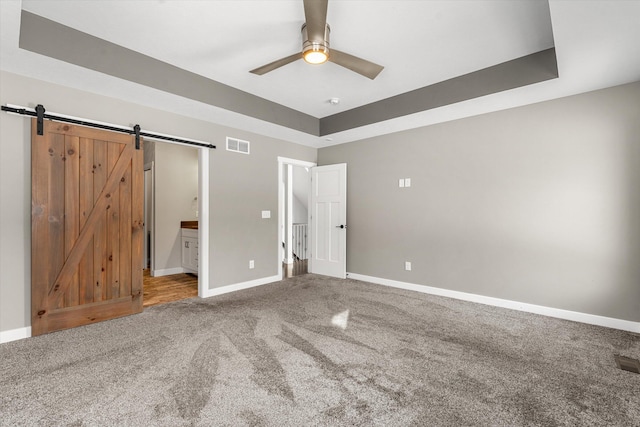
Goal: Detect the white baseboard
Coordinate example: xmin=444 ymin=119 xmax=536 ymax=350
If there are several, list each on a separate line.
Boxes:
xmin=347 ymin=273 xmax=640 ymax=334
xmin=0 ymin=326 xmax=31 ymax=344
xmin=203 ymin=275 xmax=281 ymax=298
xmin=152 ymin=267 xmax=185 ymax=277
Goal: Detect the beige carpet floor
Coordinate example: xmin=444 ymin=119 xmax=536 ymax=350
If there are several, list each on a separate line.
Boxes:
xmin=1 ymin=274 xmax=639 ymax=426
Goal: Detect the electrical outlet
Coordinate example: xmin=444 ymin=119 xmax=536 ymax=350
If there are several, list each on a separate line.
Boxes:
xmin=399 ymin=179 xmax=405 ymax=188
xmin=405 ymin=261 xmax=411 ymax=271
xmin=249 ymin=260 xmax=255 ymax=269
xmin=405 ymin=178 xmax=411 ymax=187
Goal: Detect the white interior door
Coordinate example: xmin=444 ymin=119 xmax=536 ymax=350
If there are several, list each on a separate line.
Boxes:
xmin=309 ymin=163 xmax=347 ymax=278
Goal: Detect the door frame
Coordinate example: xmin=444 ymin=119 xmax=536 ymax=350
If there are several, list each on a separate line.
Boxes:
xmin=143 ymin=162 xmax=155 ymax=272
xmin=197 ymin=147 xmax=210 ymax=298
xmin=277 ymin=157 xmax=316 ymax=279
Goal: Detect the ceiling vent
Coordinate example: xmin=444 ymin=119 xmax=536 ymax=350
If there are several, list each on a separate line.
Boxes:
xmin=614 ymin=355 xmax=640 ymax=374
xmin=226 ymin=137 xmax=250 ymax=154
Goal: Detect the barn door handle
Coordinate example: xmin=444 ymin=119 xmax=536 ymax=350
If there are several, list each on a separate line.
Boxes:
xmin=335 ymin=225 xmax=347 ymax=229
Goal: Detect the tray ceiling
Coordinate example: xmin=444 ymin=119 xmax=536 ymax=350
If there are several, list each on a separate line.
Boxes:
xmin=1 ymin=1 xmax=639 ymax=147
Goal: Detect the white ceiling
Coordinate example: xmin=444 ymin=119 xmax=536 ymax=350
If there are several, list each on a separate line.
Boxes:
xmin=1 ymin=1 xmax=639 ymax=148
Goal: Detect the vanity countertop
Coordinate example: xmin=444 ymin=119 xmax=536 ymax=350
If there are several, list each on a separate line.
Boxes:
xmin=180 ymin=221 xmax=198 ymax=230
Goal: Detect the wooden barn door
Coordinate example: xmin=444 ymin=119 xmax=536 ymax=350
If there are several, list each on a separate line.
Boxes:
xmin=31 ymin=119 xmax=144 ymax=336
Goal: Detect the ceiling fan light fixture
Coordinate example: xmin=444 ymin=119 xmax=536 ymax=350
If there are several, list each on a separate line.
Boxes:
xmin=302 ymin=23 xmax=330 ymax=65
xmin=303 ymin=46 xmax=329 ymax=64
xmin=249 ymin=2 xmax=383 ymax=79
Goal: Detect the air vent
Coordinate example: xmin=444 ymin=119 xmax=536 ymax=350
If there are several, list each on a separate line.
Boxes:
xmin=226 ymin=137 xmax=250 ymax=154
xmin=614 ymin=355 xmax=640 ymax=374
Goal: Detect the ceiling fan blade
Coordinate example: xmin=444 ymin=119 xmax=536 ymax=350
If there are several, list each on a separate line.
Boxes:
xmin=303 ymin=0 xmax=328 ymax=42
xmin=249 ymin=52 xmax=302 ymax=75
xmin=329 ymin=49 xmax=384 ymax=80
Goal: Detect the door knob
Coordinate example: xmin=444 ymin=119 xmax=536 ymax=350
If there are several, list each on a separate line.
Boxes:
xmin=335 ymin=225 xmax=347 ymax=229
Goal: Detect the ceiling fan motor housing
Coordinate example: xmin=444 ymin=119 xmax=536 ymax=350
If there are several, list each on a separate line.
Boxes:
xmin=302 ymin=23 xmax=330 ymax=63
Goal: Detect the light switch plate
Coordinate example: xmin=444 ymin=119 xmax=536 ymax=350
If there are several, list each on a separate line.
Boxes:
xmin=261 ymin=210 xmax=271 ymax=219
xmin=399 ymin=179 xmax=405 ymax=188
xmin=405 ymin=178 xmax=411 ymax=187
xmin=405 ymin=261 xmax=412 ymax=271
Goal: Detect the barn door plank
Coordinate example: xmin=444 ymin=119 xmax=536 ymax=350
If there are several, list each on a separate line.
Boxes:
xmin=49 ymin=132 xmax=66 ymax=311
xmin=119 ymin=164 xmax=132 ymax=297
xmin=31 ymin=121 xmax=54 ymax=335
xmin=106 ymin=142 xmax=123 ymax=300
xmin=93 ymin=140 xmax=107 ymax=302
xmin=130 ymin=146 xmax=144 ymax=307
xmin=64 ymin=135 xmax=80 ymax=307
xmin=78 ymin=137 xmax=95 ymax=304
xmin=46 ymin=296 xmax=137 ymax=332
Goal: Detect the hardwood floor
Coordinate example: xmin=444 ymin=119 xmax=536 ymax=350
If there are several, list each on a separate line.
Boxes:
xmin=144 ymin=260 xmax=304 ymax=308
xmin=143 ymin=269 xmax=198 ymax=308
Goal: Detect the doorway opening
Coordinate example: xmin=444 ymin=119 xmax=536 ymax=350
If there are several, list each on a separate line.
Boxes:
xmin=278 ymin=157 xmax=316 ymax=279
xmin=143 ymin=141 xmax=209 ymax=306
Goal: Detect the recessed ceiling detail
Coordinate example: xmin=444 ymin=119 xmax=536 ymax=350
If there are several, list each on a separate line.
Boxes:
xmin=3 ymin=1 xmax=640 ymax=147
xmin=18 ymin=9 xmax=556 ymax=138
xmin=18 ymin=10 xmax=319 ymax=136
xmin=321 ymin=48 xmax=558 ymax=135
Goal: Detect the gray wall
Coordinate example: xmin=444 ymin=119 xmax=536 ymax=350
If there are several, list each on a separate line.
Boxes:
xmin=143 ymin=140 xmax=155 ymax=165
xmin=0 ymin=70 xmax=315 ymax=333
xmin=319 ymin=82 xmax=640 ymax=322
xmin=292 ymin=166 xmax=309 ymax=224
xmin=292 ymin=195 xmax=307 ymax=224
xmin=210 ymin=133 xmax=314 ymax=285
xmin=153 ymin=142 xmax=198 ymax=273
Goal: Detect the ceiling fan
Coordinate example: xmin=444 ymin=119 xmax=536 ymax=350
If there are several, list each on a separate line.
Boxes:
xmin=249 ymin=0 xmax=384 ymax=80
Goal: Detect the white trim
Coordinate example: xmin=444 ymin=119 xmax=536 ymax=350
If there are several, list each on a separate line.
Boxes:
xmin=285 ymin=164 xmax=293 ymax=264
xmin=0 ymin=327 xmax=31 ymax=344
xmin=202 ymin=275 xmax=281 ymax=298
xmin=277 ymin=157 xmax=317 ymax=279
xmin=198 ymin=148 xmax=210 ymax=299
xmin=148 ymin=162 xmax=156 ymax=274
xmin=143 ymin=161 xmax=155 ymax=272
xmin=347 ymin=273 xmax=640 ymax=334
xmin=152 ymin=267 xmax=185 ymax=277
xmin=277 ymin=156 xmax=316 ymax=168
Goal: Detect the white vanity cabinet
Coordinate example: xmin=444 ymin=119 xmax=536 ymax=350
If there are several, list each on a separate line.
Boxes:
xmin=181 ymin=228 xmax=199 ymax=274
